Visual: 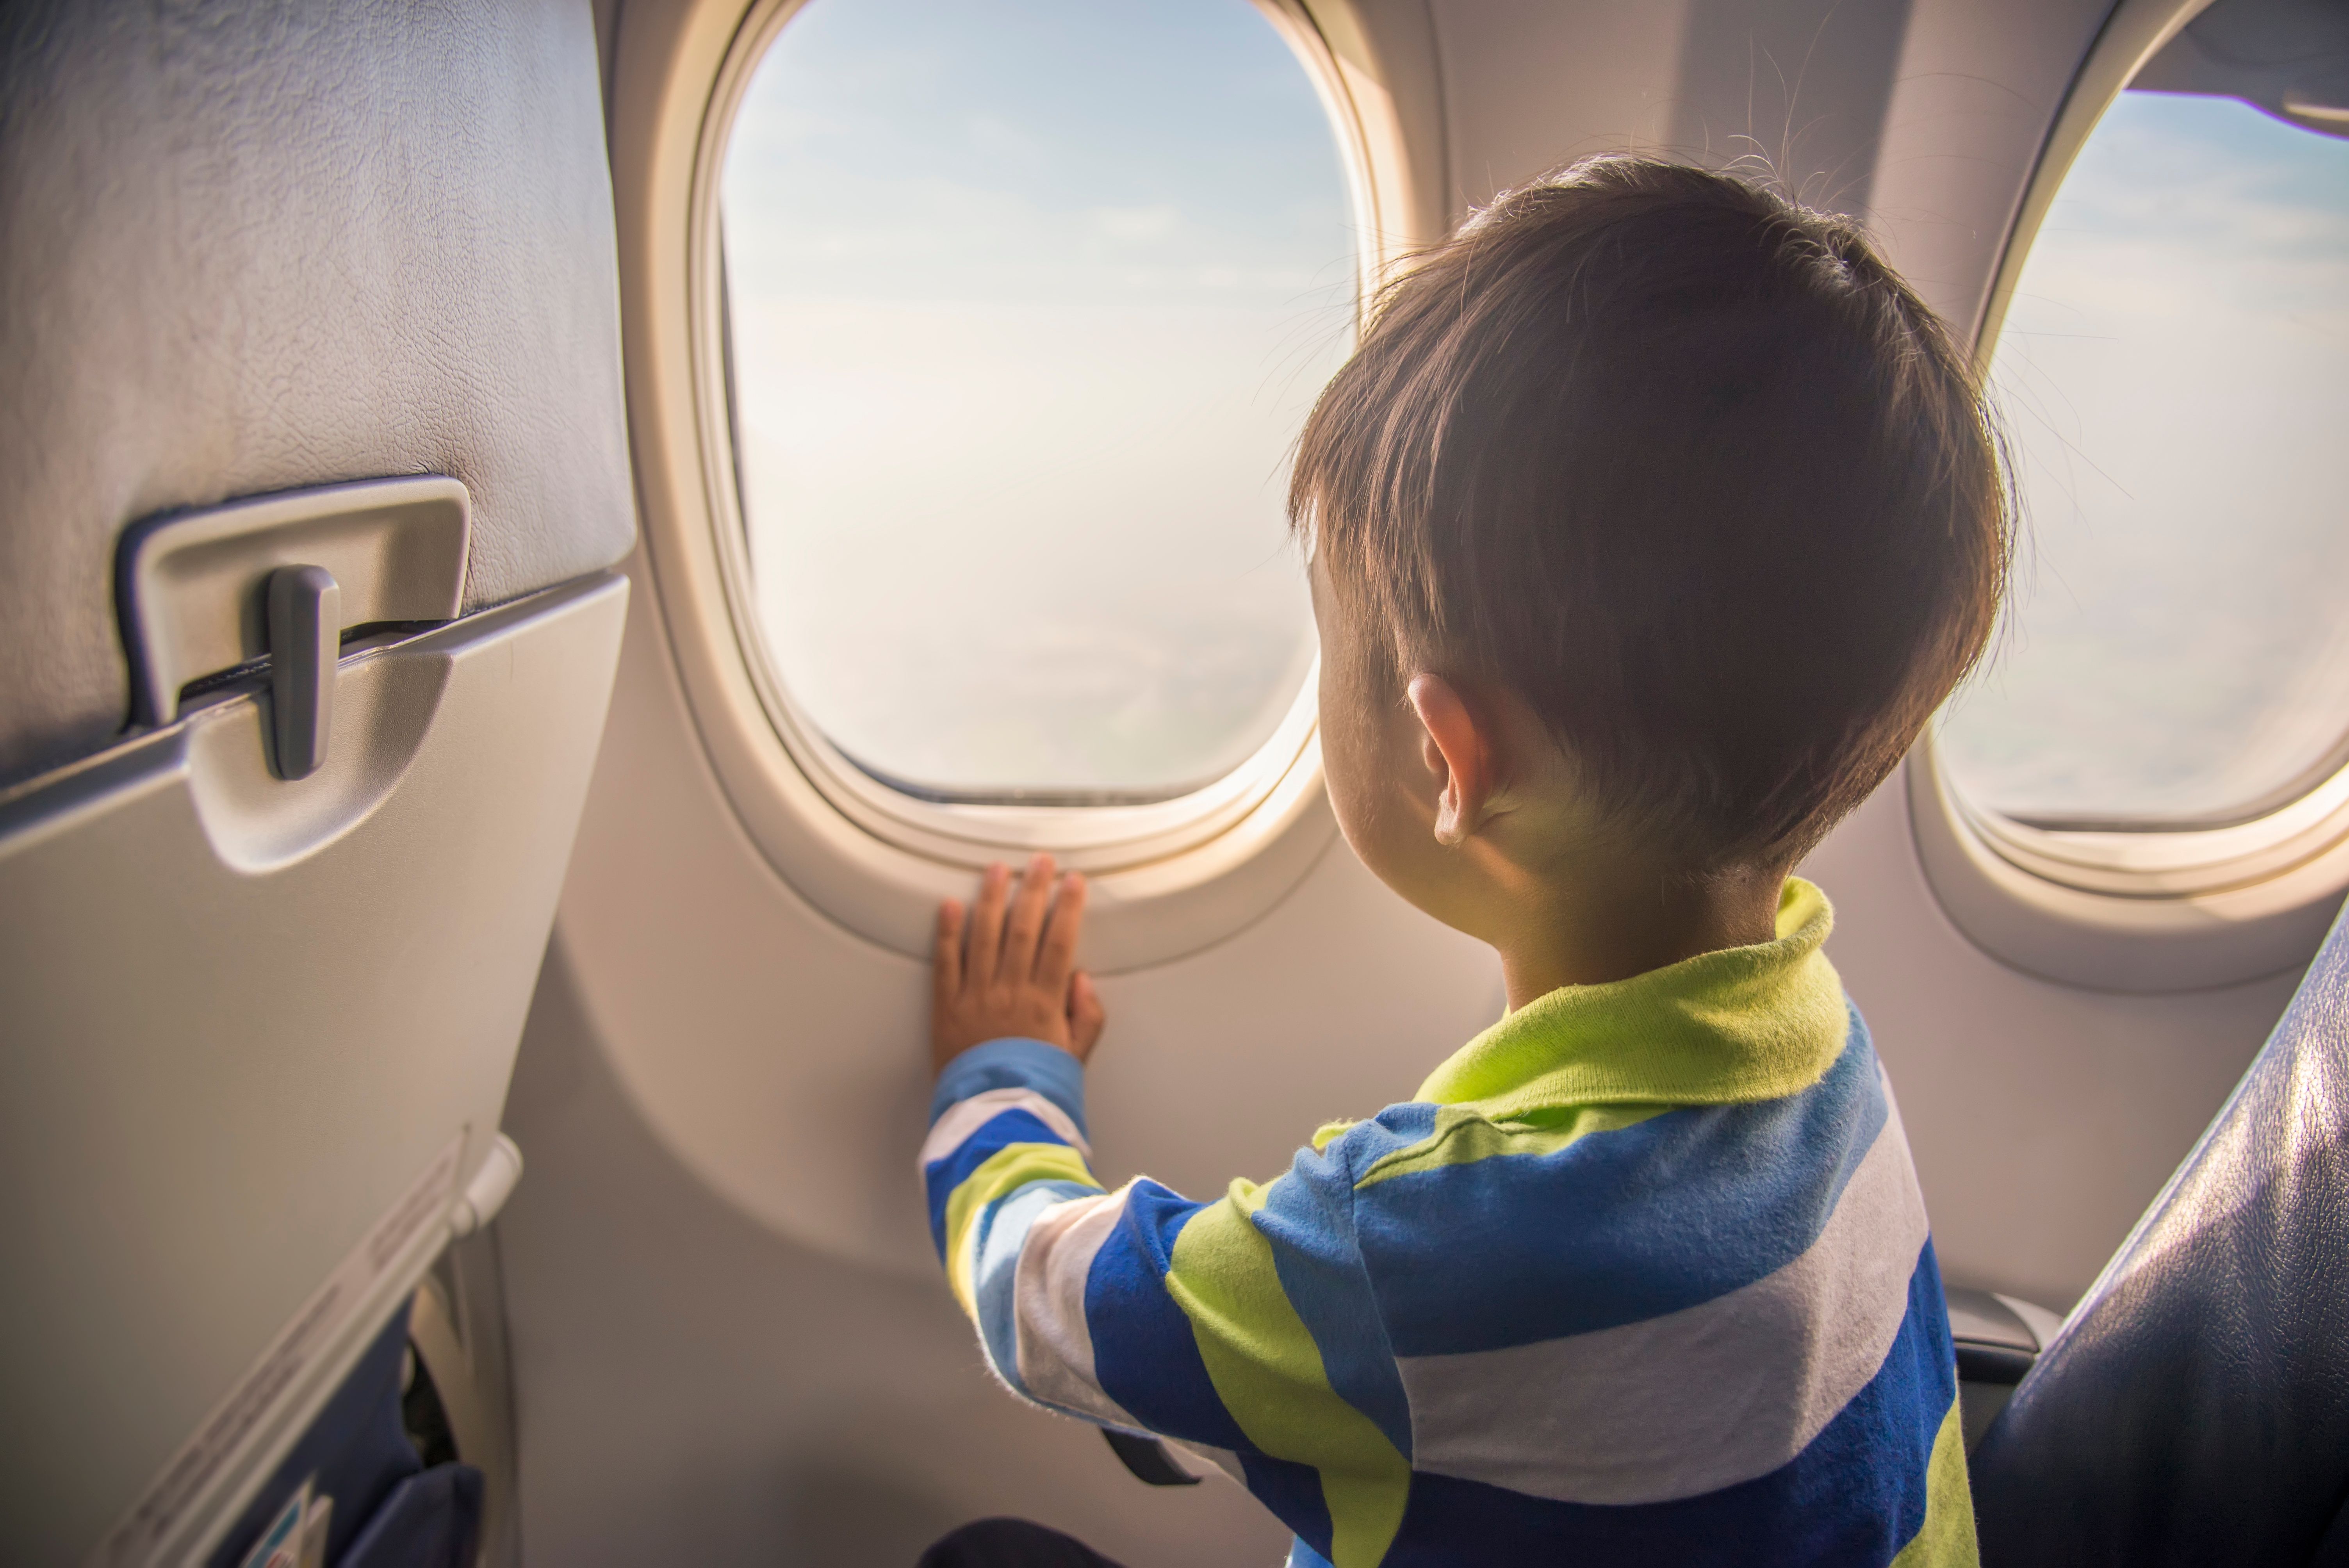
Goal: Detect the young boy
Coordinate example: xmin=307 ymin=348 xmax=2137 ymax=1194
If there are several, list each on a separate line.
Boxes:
xmin=918 ymin=158 xmax=2007 ymax=1568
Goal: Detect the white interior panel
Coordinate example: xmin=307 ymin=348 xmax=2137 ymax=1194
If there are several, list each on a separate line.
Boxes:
xmin=1870 ymin=0 xmax=2117 ymax=344
xmin=1430 ymin=0 xmax=1694 ymax=208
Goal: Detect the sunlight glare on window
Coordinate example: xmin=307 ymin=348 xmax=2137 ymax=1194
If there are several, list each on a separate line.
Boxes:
xmin=719 ymin=0 xmax=1356 ymax=802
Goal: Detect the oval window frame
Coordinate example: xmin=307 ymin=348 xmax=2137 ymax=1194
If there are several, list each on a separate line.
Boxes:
xmin=1915 ymin=0 xmax=2349 ymax=992
xmin=615 ymin=0 xmax=1442 ymax=969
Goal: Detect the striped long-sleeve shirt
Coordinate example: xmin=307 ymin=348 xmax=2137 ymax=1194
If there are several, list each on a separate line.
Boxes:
xmin=919 ymin=878 xmax=1977 ymax=1566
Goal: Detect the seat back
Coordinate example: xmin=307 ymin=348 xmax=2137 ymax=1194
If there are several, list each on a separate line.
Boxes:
xmin=0 ymin=2 xmax=632 ymax=1563
xmin=1969 ymin=899 xmax=2349 ymax=1562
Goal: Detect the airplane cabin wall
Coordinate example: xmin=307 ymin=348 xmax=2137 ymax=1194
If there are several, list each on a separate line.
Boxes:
xmin=498 ymin=0 xmax=2307 ymax=1561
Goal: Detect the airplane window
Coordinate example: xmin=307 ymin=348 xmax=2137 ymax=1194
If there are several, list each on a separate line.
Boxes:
xmin=1939 ymin=30 xmax=2349 ymax=830
xmin=718 ymin=0 xmax=1356 ymax=805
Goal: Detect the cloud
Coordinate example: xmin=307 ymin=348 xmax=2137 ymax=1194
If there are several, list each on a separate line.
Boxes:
xmin=1089 ymin=204 xmax=1181 ymax=241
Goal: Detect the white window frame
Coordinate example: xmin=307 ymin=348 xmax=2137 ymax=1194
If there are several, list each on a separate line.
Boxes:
xmin=611 ymin=0 xmax=1444 ymax=968
xmin=1914 ymin=0 xmax=2349 ymax=992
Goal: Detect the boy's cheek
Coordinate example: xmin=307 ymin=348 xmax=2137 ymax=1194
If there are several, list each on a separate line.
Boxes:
xmin=1317 ymin=690 xmax=1468 ymax=923
xmin=1320 ymin=721 xmax=1415 ymax=886
xmin=1313 ymin=620 xmax=1432 ymax=891
xmin=1315 ymin=680 xmax=1378 ymax=836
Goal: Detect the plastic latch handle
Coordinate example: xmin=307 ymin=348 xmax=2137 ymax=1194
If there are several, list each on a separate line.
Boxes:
xmin=267 ymin=565 xmax=339 ymax=780
xmin=448 ymin=1134 xmax=524 ymax=1237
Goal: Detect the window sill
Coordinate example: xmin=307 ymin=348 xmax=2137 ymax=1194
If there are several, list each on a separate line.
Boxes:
xmin=1908 ymin=737 xmax=2349 ymax=992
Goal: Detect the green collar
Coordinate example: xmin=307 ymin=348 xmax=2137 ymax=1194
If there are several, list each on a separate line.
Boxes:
xmin=1414 ymin=878 xmax=1847 ymax=1122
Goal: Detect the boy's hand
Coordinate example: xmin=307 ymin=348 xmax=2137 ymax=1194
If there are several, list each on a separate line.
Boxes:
xmin=933 ymin=853 xmax=1105 ymax=1074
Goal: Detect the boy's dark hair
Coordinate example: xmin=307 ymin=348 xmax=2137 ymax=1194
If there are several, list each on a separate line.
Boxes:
xmin=1291 ymin=156 xmax=2010 ymax=873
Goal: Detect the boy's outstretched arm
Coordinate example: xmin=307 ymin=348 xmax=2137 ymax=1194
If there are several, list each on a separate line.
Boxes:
xmin=921 ymin=856 xmax=1411 ymax=1568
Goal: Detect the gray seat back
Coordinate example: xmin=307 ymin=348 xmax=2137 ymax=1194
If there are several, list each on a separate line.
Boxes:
xmin=0 ymin=0 xmax=633 ymax=786
xmin=0 ymin=3 xmax=634 ymax=1563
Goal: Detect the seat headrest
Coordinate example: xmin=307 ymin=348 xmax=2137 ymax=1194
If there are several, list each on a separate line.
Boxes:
xmin=0 ymin=0 xmax=636 ymax=789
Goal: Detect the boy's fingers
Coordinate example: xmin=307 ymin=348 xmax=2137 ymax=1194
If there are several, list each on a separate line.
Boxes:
xmin=1001 ymin=852 xmax=1055 ymax=981
xmin=933 ymin=899 xmax=964 ymax=1001
xmin=1068 ymin=971 xmax=1106 ymax=1061
xmin=1036 ymin=873 xmax=1087 ymax=991
xmin=966 ymin=862 xmax=1009 ymax=983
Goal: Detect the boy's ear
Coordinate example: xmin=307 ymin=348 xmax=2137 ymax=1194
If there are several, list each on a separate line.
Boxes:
xmin=1406 ymin=674 xmax=1496 ymax=846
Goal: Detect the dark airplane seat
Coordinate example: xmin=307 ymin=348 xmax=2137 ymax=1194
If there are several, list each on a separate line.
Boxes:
xmin=0 ymin=1 xmax=632 ymax=1563
xmin=1969 ymin=896 xmax=2349 ymax=1564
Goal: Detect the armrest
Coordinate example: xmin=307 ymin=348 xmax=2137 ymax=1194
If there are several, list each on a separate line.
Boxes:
xmin=1946 ymin=1285 xmax=2064 ymax=1451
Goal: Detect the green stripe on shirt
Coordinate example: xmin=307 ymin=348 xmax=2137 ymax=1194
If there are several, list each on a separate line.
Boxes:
xmin=1168 ymin=1182 xmax=1412 ymax=1568
xmin=945 ymin=1141 xmax=1097 ymax=1310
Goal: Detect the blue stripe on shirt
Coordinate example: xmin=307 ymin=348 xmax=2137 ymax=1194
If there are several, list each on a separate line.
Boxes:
xmin=1355 ymin=1009 xmax=1888 ymax=1355
xmin=1255 ymin=1142 xmax=1414 ymax=1459
xmin=923 ymin=1106 xmax=1071 ymax=1258
xmin=929 ymin=1037 xmax=1089 ymax=1137
xmin=1084 ymin=1179 xmax=1257 ymax=1454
